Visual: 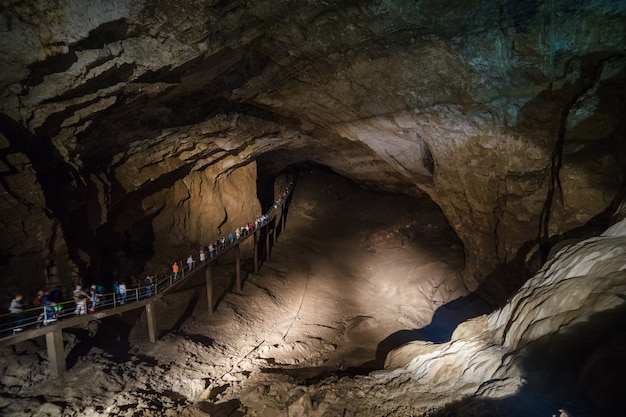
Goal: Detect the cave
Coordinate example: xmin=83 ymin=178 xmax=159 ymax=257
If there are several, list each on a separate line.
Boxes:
xmin=1 ymin=1 xmax=625 ymax=416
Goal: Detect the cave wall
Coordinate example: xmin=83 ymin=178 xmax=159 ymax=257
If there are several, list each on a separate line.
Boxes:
xmin=0 ymin=0 xmax=624 ymax=303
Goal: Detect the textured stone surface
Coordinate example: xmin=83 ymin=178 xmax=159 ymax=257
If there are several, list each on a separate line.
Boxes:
xmin=385 ymin=217 xmax=626 ymax=414
xmin=1 ymin=0 xmax=624 ymax=300
xmin=0 ymin=171 xmax=624 ymax=416
xmin=0 ymin=4 xmax=625 ymax=416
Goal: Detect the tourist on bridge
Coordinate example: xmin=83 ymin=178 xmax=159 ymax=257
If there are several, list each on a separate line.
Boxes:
xmin=37 ymin=292 xmax=57 ymax=324
xmin=50 ymin=285 xmax=64 ymax=316
xmin=229 ymin=232 xmax=234 ymax=245
xmin=50 ymin=285 xmax=64 ymax=304
xmin=73 ymin=285 xmax=89 ymax=315
xmin=144 ymin=275 xmax=153 ymax=297
xmin=9 ymin=294 xmax=24 ymax=331
xmin=33 ymin=290 xmax=43 ymax=307
xmin=187 ymin=255 xmax=194 ymax=271
xmin=113 ymin=281 xmax=121 ymax=303
xmin=172 ymin=261 xmax=180 ymax=280
xmin=119 ymin=282 xmax=127 ymax=305
xmin=199 ymin=249 xmax=206 ymax=263
xmin=208 ymin=243 xmax=214 ymax=258
xmin=96 ymin=284 xmax=105 ymax=300
xmin=89 ymin=285 xmax=98 ymax=311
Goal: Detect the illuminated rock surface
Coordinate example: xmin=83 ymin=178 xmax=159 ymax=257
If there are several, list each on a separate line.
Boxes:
xmin=1 ymin=172 xmax=625 ymax=416
xmin=0 ymin=0 xmax=625 ymax=416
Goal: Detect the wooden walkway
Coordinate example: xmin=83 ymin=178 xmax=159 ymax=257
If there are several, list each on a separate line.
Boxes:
xmin=0 ymin=183 xmax=293 ymax=376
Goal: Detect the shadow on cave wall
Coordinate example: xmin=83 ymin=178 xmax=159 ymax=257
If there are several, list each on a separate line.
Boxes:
xmin=361 ymin=292 xmax=492 ymax=371
xmin=0 ymin=113 xmax=86 ymax=295
xmin=0 ymin=112 xmax=165 ymax=294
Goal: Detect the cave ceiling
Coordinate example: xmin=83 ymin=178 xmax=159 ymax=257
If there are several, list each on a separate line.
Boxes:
xmin=0 ymin=0 xmax=625 ymax=290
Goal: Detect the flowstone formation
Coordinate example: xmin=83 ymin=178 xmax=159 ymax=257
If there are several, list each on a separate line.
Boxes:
xmin=382 ymin=215 xmax=626 ymax=416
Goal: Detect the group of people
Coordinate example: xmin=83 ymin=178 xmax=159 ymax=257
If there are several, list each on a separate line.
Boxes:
xmin=8 ymin=285 xmax=65 ymax=331
xmin=6 ymin=180 xmax=294 ymax=334
xmin=172 ymin=182 xmax=293 ymax=278
xmin=174 ymin=212 xmax=276 ymax=278
xmin=6 ymin=279 xmax=144 ymax=332
xmin=5 ymin=281 xmax=112 ymax=331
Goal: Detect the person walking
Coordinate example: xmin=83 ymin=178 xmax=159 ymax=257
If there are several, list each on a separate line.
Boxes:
xmin=144 ymin=275 xmax=153 ymax=297
xmin=73 ymin=285 xmax=89 ymax=315
xmin=119 ymin=282 xmax=127 ymax=305
xmin=33 ymin=290 xmax=43 ymax=307
xmin=96 ymin=284 xmax=105 ymax=305
xmin=38 ymin=295 xmax=58 ymax=325
xmin=9 ymin=294 xmax=24 ymax=331
xmin=50 ymin=285 xmax=64 ymax=304
xmin=89 ymin=285 xmax=98 ymax=312
xmin=113 ymin=281 xmax=121 ymax=304
xmin=187 ymin=255 xmax=193 ymax=271
xmin=172 ymin=261 xmax=180 ymax=280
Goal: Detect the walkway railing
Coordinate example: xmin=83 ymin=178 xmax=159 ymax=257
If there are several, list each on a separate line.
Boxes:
xmin=0 ymin=180 xmax=294 ymax=337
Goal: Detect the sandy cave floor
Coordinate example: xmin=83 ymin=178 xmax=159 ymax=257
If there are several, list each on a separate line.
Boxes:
xmin=1 ymin=171 xmax=490 ymax=416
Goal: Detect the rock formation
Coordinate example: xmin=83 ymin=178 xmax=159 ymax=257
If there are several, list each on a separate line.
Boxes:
xmin=1 ymin=0 xmax=624 ymax=299
xmin=0 ymin=0 xmax=625 ymax=415
xmin=384 ymin=215 xmax=626 ymax=415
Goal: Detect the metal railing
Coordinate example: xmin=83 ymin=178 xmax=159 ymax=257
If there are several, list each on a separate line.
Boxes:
xmin=0 ymin=180 xmax=294 ymax=337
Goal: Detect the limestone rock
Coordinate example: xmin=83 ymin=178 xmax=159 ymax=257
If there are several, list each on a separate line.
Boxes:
xmin=384 ymin=217 xmax=626 ymax=412
xmin=0 ymin=3 xmax=625 ymax=414
xmin=0 ymin=0 xmax=624 ymax=304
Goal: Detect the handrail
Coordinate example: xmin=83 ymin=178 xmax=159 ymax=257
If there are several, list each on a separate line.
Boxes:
xmin=0 ymin=179 xmax=294 ymax=337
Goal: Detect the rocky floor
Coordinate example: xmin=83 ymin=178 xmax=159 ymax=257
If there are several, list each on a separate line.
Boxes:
xmin=1 ymin=170 xmax=489 ymax=416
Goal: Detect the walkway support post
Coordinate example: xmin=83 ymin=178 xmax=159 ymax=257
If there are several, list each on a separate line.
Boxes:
xmin=253 ymin=229 xmax=259 ymax=274
xmin=281 ymin=204 xmax=286 ymax=232
xmin=272 ymin=219 xmax=277 ymax=246
xmin=206 ymin=265 xmax=214 ymax=315
xmin=145 ymin=303 xmax=157 ymax=343
xmin=235 ymin=244 xmax=241 ymax=292
xmin=45 ymin=329 xmax=66 ymax=376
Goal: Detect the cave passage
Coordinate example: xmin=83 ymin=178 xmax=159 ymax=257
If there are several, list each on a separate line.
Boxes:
xmin=245 ymin=163 xmax=490 ymax=371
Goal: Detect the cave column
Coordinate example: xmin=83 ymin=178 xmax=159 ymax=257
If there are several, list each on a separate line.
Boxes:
xmin=235 ymin=244 xmax=241 ymax=292
xmin=206 ymin=265 xmax=214 ymax=315
xmin=45 ymin=329 xmax=66 ymax=376
xmin=145 ymin=303 xmax=157 ymax=343
xmin=253 ymin=229 xmax=259 ymax=273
